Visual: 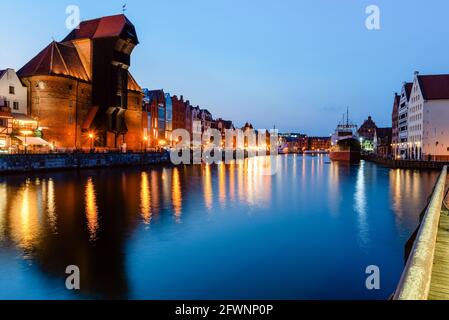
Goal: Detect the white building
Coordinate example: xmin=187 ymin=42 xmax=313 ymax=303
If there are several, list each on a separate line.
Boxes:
xmin=397 ymin=82 xmax=413 ymax=159
xmin=408 ymin=72 xmax=449 ymax=160
xmin=0 ymin=69 xmax=27 ymax=115
xmin=0 ymin=68 xmax=38 ymax=153
xmin=0 ymin=69 xmax=28 ymax=152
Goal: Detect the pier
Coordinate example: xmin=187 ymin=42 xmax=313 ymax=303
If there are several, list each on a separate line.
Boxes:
xmin=394 ymin=165 xmax=449 ymax=300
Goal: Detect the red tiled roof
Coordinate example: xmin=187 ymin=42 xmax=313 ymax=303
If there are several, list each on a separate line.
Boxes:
xmin=418 ymin=75 xmax=449 ymax=100
xmin=17 ymin=41 xmax=90 ymax=82
xmin=127 ymin=71 xmax=142 ymax=92
xmin=62 ymin=14 xmax=138 ymax=44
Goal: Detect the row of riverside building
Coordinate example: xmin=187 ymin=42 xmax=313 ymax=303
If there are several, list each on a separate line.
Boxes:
xmin=391 ymin=71 xmax=449 ymax=161
xmin=0 ymin=14 xmax=236 ymax=154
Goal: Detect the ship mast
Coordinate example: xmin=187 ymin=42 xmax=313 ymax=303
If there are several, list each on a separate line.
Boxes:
xmin=346 ymin=107 xmax=349 ymax=127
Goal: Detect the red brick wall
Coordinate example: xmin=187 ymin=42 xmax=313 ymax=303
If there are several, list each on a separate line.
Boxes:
xmin=21 ymin=75 xmax=92 ymax=150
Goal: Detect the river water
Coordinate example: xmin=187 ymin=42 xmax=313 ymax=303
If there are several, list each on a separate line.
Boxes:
xmin=0 ymin=155 xmax=439 ymax=299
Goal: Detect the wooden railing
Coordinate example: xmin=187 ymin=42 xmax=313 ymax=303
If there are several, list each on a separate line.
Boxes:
xmin=393 ymin=166 xmax=447 ymax=300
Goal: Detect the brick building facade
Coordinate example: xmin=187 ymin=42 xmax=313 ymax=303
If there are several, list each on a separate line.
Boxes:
xmin=18 ymin=14 xmax=145 ymax=151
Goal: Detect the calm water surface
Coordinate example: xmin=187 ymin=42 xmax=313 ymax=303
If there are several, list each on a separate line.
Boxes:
xmin=0 ymin=155 xmax=439 ymax=299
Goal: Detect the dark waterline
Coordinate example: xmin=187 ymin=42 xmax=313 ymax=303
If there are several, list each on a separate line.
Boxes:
xmin=0 ymin=155 xmax=439 ymax=299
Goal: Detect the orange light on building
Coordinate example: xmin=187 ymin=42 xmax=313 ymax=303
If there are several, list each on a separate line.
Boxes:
xmin=20 ymin=130 xmax=33 ymax=154
xmin=88 ymin=132 xmax=95 ymax=150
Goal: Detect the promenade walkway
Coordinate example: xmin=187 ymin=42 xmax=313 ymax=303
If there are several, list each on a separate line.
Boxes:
xmin=428 ymin=183 xmax=449 ymax=300
xmin=394 ymin=166 xmax=449 ymax=300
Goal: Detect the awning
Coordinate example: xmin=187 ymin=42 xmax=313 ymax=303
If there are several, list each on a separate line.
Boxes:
xmin=16 ymin=136 xmax=50 ymax=146
xmin=82 ymin=106 xmax=99 ymax=130
xmin=12 ymin=113 xmax=37 ymax=123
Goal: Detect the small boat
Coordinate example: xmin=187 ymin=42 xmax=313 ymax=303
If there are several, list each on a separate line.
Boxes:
xmin=330 ymin=109 xmax=361 ymax=162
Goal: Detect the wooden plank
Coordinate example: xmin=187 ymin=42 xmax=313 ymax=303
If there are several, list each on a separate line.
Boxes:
xmin=429 ymin=210 xmax=449 ymax=300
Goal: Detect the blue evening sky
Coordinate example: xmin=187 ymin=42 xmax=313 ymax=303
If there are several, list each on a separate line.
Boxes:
xmin=1 ymin=0 xmax=448 ymax=135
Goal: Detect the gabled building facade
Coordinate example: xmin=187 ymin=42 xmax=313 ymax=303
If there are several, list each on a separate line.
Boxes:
xmin=408 ymin=72 xmax=449 ymax=160
xmin=17 ymin=14 xmax=146 ymax=151
xmin=0 ymin=69 xmax=39 ymax=153
xmin=398 ymin=82 xmax=413 ymax=158
xmin=391 ymin=93 xmax=400 ymax=159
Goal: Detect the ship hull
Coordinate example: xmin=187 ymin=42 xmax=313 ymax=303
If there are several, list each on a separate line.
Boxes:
xmin=329 ymin=150 xmax=360 ymax=162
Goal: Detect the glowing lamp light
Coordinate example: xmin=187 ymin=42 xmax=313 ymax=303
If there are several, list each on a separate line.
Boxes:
xmin=21 ymin=130 xmax=33 ymax=136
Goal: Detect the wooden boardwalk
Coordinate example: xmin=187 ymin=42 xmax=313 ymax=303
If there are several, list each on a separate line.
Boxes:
xmin=428 ymin=188 xmax=449 ymax=300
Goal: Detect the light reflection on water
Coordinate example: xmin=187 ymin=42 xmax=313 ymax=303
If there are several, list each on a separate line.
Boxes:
xmin=0 ymin=156 xmax=440 ymax=299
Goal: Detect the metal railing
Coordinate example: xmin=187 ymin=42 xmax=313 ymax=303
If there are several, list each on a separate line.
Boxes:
xmin=393 ymin=165 xmax=448 ymax=300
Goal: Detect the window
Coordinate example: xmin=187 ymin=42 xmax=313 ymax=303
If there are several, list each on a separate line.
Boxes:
xmin=5 ymin=100 xmax=10 ymax=108
xmin=68 ymin=113 xmax=73 ymax=124
xmin=13 ymin=102 xmax=19 ymax=110
xmin=9 ymin=86 xmax=14 ymax=95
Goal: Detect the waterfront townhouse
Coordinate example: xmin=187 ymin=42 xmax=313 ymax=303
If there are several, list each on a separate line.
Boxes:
xmin=358 ymin=116 xmax=377 ymax=152
xmin=0 ymin=68 xmax=40 ymax=153
xmin=374 ymin=127 xmax=392 ymax=158
xmin=408 ymin=72 xmax=449 ymax=160
xmin=17 ymin=14 xmax=146 ymax=151
xmin=391 ymin=93 xmax=400 ymax=159
xmin=172 ymin=95 xmax=187 ymax=132
xmin=143 ymin=89 xmax=166 ymax=148
xmin=398 ymin=82 xmax=413 ymax=159
xmin=200 ymin=109 xmax=213 ymax=132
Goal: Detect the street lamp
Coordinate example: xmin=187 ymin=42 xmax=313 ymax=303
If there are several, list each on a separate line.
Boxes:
xmin=89 ymin=132 xmax=95 ymax=151
xmin=21 ymin=130 xmax=33 ymax=154
xmin=143 ymin=135 xmax=148 ymax=152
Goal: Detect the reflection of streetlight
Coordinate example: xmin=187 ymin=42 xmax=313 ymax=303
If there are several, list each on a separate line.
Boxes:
xmin=21 ymin=130 xmax=33 ymax=154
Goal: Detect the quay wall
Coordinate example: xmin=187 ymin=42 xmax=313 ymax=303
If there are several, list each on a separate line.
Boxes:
xmin=363 ymin=155 xmax=449 ymax=170
xmin=0 ymin=152 xmax=170 ymax=173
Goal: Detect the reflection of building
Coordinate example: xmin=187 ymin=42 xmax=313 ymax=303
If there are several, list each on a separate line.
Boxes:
xmin=391 ymin=93 xmax=400 ymax=159
xmin=374 ymin=127 xmax=392 ymax=158
xmin=18 ymin=14 xmax=145 ymax=151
